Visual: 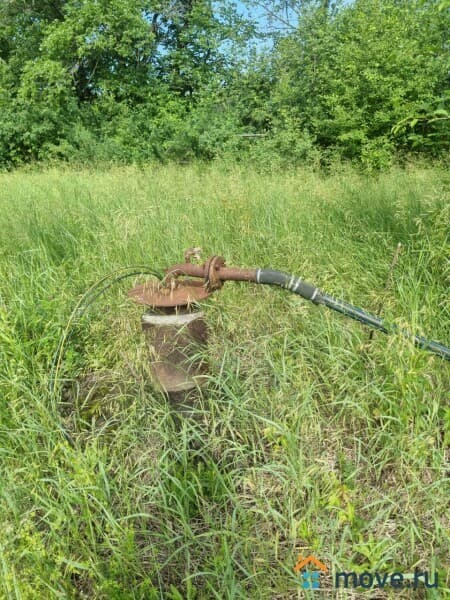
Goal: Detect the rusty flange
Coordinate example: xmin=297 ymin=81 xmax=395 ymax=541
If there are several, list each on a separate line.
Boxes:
xmin=128 ymin=279 xmax=211 ymax=308
xmin=128 ymin=250 xmax=257 ymax=308
xmin=204 ymin=255 xmax=226 ymax=292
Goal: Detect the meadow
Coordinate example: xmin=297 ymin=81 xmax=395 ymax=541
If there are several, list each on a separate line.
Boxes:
xmin=0 ymin=164 xmax=449 ymax=599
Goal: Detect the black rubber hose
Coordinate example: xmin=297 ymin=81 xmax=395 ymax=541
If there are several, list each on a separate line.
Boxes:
xmin=256 ymin=268 xmax=450 ymax=361
xmin=257 ymin=269 xmax=321 ymax=302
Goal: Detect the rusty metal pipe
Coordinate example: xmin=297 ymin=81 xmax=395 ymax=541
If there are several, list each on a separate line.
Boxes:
xmin=142 ymin=308 xmax=208 ymax=393
xmin=165 ymin=263 xmax=257 ymax=283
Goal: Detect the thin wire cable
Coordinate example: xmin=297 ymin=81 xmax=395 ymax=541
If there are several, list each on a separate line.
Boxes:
xmin=49 ymin=266 xmax=162 ymax=397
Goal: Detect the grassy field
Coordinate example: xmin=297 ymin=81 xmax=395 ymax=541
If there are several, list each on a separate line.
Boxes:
xmin=0 ymin=164 xmax=449 ymax=599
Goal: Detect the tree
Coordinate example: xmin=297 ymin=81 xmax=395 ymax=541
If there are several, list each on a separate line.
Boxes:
xmin=271 ymin=0 xmax=450 ymax=164
xmin=0 ymin=0 xmax=249 ymax=164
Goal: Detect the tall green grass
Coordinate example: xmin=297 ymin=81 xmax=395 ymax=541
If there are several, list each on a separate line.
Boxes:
xmin=0 ymin=164 xmax=449 ymax=598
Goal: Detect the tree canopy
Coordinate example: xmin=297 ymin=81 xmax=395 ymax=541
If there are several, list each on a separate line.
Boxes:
xmin=0 ymin=0 xmax=448 ymax=167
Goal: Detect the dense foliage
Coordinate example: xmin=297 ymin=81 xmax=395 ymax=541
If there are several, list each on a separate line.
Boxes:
xmin=0 ymin=0 xmax=449 ymax=167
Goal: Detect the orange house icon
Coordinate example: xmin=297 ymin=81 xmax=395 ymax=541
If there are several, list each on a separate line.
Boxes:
xmin=294 ymin=554 xmax=328 ymax=573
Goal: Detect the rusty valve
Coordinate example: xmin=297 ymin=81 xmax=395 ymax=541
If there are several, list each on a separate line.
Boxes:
xmin=128 ymin=249 xmax=256 ymax=309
